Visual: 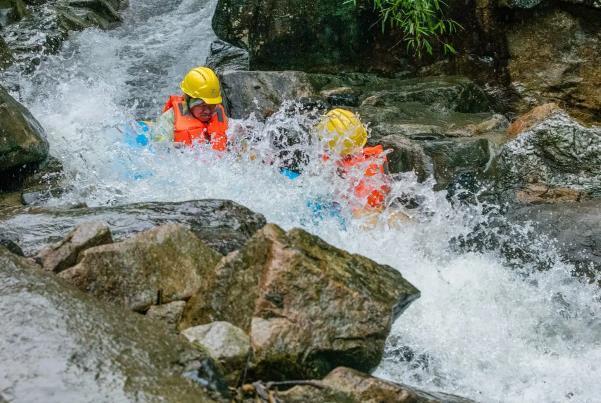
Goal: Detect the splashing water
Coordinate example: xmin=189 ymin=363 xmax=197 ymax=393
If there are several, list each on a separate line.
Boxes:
xmin=4 ymin=0 xmax=601 ymax=402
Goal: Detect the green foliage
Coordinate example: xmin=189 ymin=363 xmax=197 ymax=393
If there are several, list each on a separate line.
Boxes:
xmin=346 ymin=0 xmax=461 ymax=58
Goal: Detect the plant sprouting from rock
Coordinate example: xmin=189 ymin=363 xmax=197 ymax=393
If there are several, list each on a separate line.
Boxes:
xmin=346 ymin=0 xmax=461 ymax=57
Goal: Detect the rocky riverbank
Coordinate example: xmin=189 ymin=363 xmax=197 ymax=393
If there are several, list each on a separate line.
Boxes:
xmin=1 ymin=0 xmax=600 ymax=401
xmin=0 ymin=200 xmax=476 ymax=402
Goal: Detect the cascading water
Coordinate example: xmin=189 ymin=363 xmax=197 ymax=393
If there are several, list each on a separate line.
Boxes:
xmin=2 ymin=0 xmax=600 ymax=402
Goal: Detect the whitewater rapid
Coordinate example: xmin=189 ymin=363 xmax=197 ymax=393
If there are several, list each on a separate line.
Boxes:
xmin=3 ymin=0 xmax=600 ymax=402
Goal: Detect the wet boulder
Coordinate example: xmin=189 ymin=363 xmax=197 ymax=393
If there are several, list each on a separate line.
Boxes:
xmin=183 ymin=321 xmax=251 ymax=386
xmin=0 ymin=85 xmax=49 ymax=188
xmin=0 ymin=247 xmax=226 ymax=402
xmin=35 ymin=220 xmax=112 ymax=273
xmin=221 ymin=70 xmax=317 ymax=119
xmin=0 ymin=199 xmax=266 ymax=256
xmin=490 ymin=110 xmax=601 ymax=202
xmin=60 ymin=223 xmax=223 ymax=312
xmin=276 ymin=367 xmax=475 ymax=403
xmin=181 ymin=224 xmax=420 ymax=381
xmin=205 ymin=39 xmax=249 ymax=74
xmin=506 ymin=200 xmax=601 ymax=280
xmin=358 ymin=76 xmax=491 ymax=114
xmin=56 ymin=0 xmax=123 ymax=31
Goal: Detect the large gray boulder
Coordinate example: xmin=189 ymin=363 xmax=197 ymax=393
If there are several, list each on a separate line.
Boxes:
xmin=0 ymin=85 xmax=48 ymax=182
xmin=181 ymin=224 xmax=419 ymax=381
xmin=0 ymin=247 xmax=226 ymax=402
xmin=491 ymin=110 xmax=601 ymax=202
xmin=0 ymin=199 xmax=266 ymax=256
xmin=221 ymin=70 xmax=317 ymax=119
xmin=60 ymin=224 xmax=223 ymax=312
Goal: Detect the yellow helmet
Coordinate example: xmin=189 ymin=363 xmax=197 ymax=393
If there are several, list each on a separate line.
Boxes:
xmin=180 ymin=66 xmax=223 ymax=104
xmin=317 ymin=108 xmax=368 ymax=156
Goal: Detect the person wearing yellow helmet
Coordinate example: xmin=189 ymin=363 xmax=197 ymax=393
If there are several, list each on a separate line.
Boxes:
xmin=151 ymin=66 xmax=229 ymax=151
xmin=316 ymin=108 xmax=391 ymax=212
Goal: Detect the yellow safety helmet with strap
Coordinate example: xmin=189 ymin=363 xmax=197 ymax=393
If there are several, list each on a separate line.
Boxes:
xmin=317 ymin=108 xmax=368 ymax=156
xmin=180 ymin=66 xmax=223 ymax=104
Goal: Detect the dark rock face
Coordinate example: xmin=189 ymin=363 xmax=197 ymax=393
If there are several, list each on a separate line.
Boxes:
xmin=181 ymin=224 xmax=420 ymax=381
xmin=0 ymin=85 xmax=48 ymax=187
xmin=506 ymin=7 xmax=601 ymax=122
xmin=0 ymin=247 xmax=225 ymax=402
xmin=205 ymin=39 xmax=249 ymax=74
xmin=212 ymin=0 xmax=406 ymax=73
xmin=0 ymin=199 xmax=267 ymax=256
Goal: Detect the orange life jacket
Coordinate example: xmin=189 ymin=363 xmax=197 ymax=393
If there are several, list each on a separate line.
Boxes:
xmin=338 ymin=145 xmax=391 ymax=209
xmin=162 ymin=95 xmax=228 ymax=151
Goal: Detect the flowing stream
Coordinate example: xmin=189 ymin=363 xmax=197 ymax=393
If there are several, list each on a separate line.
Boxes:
xmin=3 ymin=0 xmax=601 ymax=401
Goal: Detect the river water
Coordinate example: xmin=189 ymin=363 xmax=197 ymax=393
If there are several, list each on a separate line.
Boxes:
xmin=3 ymin=0 xmax=600 ymax=401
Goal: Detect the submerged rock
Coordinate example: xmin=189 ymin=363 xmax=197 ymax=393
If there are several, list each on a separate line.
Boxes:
xmin=0 ymin=247 xmax=226 ymax=402
xmin=277 ymin=367 xmax=475 ymax=403
xmin=60 ymin=224 xmax=222 ymax=312
xmin=0 ymin=85 xmax=48 ymax=187
xmin=507 ymin=200 xmax=601 ymax=279
xmin=35 ymin=220 xmax=112 ymax=273
xmin=181 ymin=224 xmax=419 ymax=381
xmin=0 ymin=199 xmax=266 ymax=256
xmin=183 ymin=321 xmax=251 ymax=386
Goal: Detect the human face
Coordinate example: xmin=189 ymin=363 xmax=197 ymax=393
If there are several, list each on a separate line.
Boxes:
xmin=190 ymin=102 xmax=216 ymax=123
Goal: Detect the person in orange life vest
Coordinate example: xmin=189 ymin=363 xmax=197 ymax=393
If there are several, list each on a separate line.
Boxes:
xmin=151 ymin=66 xmax=228 ymax=150
xmin=316 ymin=108 xmax=391 ymax=213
